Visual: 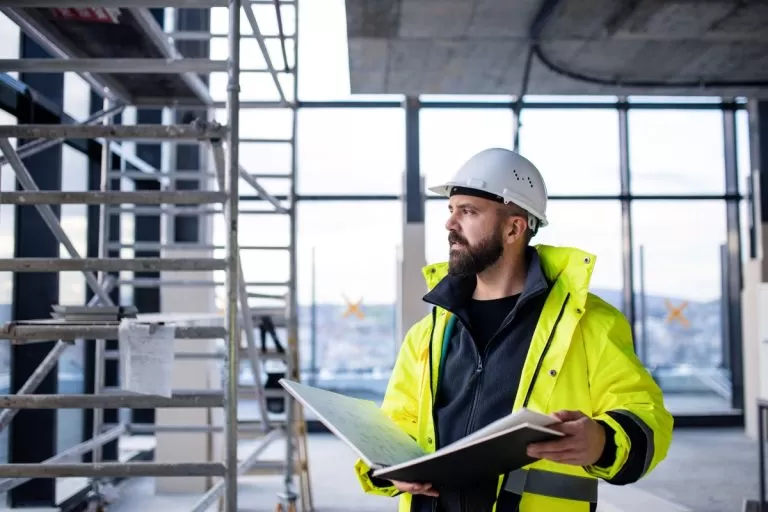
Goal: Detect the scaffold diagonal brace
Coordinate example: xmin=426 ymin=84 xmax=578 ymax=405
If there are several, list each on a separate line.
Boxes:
xmin=0 ymin=138 xmax=114 ymax=306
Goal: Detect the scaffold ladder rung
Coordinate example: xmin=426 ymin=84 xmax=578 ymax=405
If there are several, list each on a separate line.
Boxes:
xmin=0 ymin=124 xmax=227 ymax=141
xmin=0 ymin=391 xmax=225 ymax=409
xmin=0 ymin=258 xmax=226 ymax=272
xmin=0 ymin=191 xmax=227 ymax=205
xmin=0 ymin=462 xmax=226 ymax=478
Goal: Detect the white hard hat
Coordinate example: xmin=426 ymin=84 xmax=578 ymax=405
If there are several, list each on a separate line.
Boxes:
xmin=429 ymin=147 xmax=549 ymax=231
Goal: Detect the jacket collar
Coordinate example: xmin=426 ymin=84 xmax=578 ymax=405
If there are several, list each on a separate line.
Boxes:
xmin=421 ymin=244 xmax=596 ymax=310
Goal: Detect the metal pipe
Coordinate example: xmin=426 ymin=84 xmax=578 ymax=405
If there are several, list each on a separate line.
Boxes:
xmin=0 ymin=191 xmax=226 ymax=205
xmin=283 ymin=0 xmax=302 ymax=501
xmin=238 ymin=254 xmax=272 ymax=431
xmin=0 ymin=124 xmax=227 ymax=141
xmin=169 ymin=31 xmax=295 ymax=41
xmin=0 ymin=391 xmax=225 ymax=409
xmin=0 ymin=462 xmax=225 ymax=478
xmin=225 ymin=0 xmax=242 ymax=508
xmin=0 ymin=58 xmax=228 ymax=74
xmin=107 ymin=170 xmax=216 ymax=179
xmin=117 ymin=279 xmax=220 ymax=287
xmin=0 ymin=276 xmax=116 ymax=430
xmin=239 ymin=137 xmax=292 ymax=143
xmin=0 ymin=341 xmax=69 ymax=433
xmin=0 ymin=137 xmax=115 ymax=306
xmin=242 ymin=0 xmax=288 ymax=105
xmin=0 ymin=424 xmax=128 ymax=493
xmin=107 ymin=206 xmax=222 ymax=214
xmin=239 ymin=169 xmax=288 ymax=213
xmin=4 ymin=324 xmax=226 ymax=343
xmin=0 ymin=0 xmax=290 ymax=5
xmin=0 ymin=103 xmax=125 ymax=168
xmin=190 ymin=429 xmax=283 ymax=512
xmin=272 ymin=0 xmax=290 ymax=72
xmin=107 ymin=242 xmax=288 ymax=251
xmin=0 ymin=257 xmax=226 ymax=272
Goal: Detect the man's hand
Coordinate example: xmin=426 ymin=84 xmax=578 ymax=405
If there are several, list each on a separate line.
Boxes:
xmin=389 ymin=480 xmax=439 ymax=497
xmin=526 ymin=410 xmax=606 ymax=466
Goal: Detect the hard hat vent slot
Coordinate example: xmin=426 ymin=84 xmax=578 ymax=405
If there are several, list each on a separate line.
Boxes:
xmin=527 ymin=177 xmax=533 ymax=188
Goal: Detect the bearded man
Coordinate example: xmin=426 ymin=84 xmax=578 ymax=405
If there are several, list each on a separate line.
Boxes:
xmin=353 ymin=147 xmax=673 ymax=512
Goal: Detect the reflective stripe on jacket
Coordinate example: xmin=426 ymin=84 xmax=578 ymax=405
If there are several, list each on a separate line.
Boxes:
xmin=353 ymin=244 xmax=674 ymax=512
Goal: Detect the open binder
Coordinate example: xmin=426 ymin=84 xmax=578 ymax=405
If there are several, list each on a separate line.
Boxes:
xmin=279 ymin=379 xmax=564 ymax=486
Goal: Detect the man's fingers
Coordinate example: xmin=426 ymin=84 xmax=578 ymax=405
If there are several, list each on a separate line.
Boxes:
xmin=539 ymin=450 xmax=586 ymax=465
xmin=392 ymin=481 xmax=439 ymax=497
xmin=552 ymin=410 xmax=585 ymax=422
xmin=527 ymin=436 xmax=581 ymax=458
xmin=551 ymin=420 xmax=583 ymax=435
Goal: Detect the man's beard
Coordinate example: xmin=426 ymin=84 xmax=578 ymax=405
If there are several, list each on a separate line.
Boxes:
xmin=447 ymin=229 xmax=504 ymax=276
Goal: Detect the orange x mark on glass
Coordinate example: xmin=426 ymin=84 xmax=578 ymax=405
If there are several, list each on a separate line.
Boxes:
xmin=342 ymin=295 xmax=365 ymax=319
xmin=664 ymin=299 xmax=690 ymax=328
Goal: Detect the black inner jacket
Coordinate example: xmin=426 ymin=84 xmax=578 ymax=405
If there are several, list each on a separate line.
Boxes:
xmin=413 ymin=247 xmax=550 ymax=512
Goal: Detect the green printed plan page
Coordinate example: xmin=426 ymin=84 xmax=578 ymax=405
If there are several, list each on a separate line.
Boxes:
xmin=279 ymin=379 xmax=426 ymax=468
xmin=280 ymin=379 xmax=563 ymax=486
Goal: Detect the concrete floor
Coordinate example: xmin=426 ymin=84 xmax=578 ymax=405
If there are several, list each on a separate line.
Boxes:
xmin=106 ymin=428 xmax=758 ymax=512
xmin=632 ymin=428 xmax=758 ymax=512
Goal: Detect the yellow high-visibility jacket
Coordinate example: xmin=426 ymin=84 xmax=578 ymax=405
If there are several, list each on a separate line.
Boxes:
xmin=353 ymin=244 xmax=673 ymax=512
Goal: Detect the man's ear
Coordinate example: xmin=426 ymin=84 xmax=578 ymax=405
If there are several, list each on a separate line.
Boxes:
xmin=506 ymin=217 xmax=524 ymax=242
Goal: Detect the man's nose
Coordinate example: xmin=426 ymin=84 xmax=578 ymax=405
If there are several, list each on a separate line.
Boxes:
xmin=445 ymin=214 xmax=458 ymax=231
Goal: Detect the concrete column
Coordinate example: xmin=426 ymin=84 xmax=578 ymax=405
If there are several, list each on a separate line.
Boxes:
xmin=153 ymin=8 xmax=219 ymax=493
xmin=397 ymin=177 xmax=429 ymax=343
xmin=742 ymin=100 xmax=766 ymax=439
xmin=396 ymin=97 xmax=429 ymax=344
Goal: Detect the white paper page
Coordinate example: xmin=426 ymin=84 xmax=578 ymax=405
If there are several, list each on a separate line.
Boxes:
xmin=118 ymin=320 xmax=175 ymax=398
xmin=281 ymin=380 xmax=426 ymax=467
xmin=449 ymin=408 xmax=560 ymax=448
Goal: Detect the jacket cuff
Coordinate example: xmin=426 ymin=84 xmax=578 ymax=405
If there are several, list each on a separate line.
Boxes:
xmin=586 ymin=410 xmax=656 ymax=485
xmin=353 ymin=459 xmax=401 ymax=497
xmin=594 ymin=420 xmax=617 ymax=468
xmin=583 ymin=412 xmax=631 ymax=482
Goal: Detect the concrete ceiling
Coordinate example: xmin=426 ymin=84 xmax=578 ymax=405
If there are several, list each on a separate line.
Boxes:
xmin=344 ymin=0 xmax=768 ymax=97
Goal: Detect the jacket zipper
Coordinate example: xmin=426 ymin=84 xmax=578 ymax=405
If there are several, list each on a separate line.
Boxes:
xmin=426 ymin=308 xmax=440 ymax=512
xmin=522 ymin=293 xmax=570 ymax=408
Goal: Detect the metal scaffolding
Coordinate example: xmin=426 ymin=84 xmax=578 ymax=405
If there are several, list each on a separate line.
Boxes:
xmin=0 ymin=1 xmax=309 ymax=511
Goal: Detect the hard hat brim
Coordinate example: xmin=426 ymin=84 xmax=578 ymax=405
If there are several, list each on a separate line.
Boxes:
xmin=428 ymin=181 xmax=548 ymax=227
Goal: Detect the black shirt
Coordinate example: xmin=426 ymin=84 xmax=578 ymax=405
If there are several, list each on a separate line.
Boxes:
xmin=465 ymin=293 xmax=521 ymax=354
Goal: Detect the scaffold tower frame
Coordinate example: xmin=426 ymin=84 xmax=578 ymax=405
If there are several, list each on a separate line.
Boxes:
xmin=0 ymin=0 xmax=309 ymax=511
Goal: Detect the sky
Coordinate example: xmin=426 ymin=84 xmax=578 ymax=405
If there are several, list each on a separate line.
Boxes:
xmin=0 ymin=5 xmax=756 ymax=310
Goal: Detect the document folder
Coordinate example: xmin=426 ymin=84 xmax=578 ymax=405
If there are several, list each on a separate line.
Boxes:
xmin=279 ymin=379 xmax=564 ymax=486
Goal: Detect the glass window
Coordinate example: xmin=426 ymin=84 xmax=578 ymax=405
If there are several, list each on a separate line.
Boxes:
xmin=628 ymin=110 xmax=725 ymax=195
xmin=425 ymin=198 xmax=624 ymax=312
xmin=0 ymin=13 xmax=20 ymax=80
xmin=420 ymin=109 xmax=514 ymax=196
xmin=296 ymin=108 xmax=405 ymax=195
xmin=63 ymin=72 xmax=92 ymax=121
xmin=57 ymin=146 xmax=89 ymax=456
xmin=213 ymin=210 xmax=291 ymax=311
xmin=210 ymin=4 xmax=296 ymax=101
xmin=0 ymin=110 xmax=16 ymax=479
xmin=533 ymin=200 xmax=624 ymax=311
xmin=214 ymin=108 xmax=294 ymax=141
xmin=517 ymin=109 xmax=620 ymax=196
xmin=631 ymin=200 xmax=730 ymax=415
xmin=296 ymin=201 xmax=400 ymax=401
